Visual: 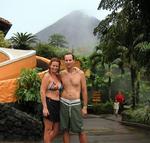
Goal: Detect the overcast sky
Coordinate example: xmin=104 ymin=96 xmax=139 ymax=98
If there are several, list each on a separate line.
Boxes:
xmin=1 ymin=0 xmax=110 ymax=38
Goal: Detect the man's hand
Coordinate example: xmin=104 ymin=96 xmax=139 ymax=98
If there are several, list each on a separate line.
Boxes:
xmin=81 ymin=106 xmax=87 ymax=117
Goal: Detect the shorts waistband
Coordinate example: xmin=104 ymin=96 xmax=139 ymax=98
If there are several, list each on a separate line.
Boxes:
xmin=60 ymin=97 xmax=81 ymax=106
xmin=46 ymin=96 xmax=60 ymax=102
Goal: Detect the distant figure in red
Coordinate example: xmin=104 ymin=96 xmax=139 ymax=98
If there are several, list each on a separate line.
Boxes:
xmin=115 ymin=91 xmax=125 ymax=113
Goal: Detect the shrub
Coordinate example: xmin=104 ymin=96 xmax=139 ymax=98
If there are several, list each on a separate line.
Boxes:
xmin=122 ymin=105 xmax=150 ymax=125
xmin=16 ymin=69 xmax=41 ymax=103
xmin=93 ymin=101 xmax=113 ymax=114
xmin=15 ymin=69 xmax=42 ymax=119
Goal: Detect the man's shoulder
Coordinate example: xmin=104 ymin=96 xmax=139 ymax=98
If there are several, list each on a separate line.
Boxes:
xmin=60 ymin=67 xmax=85 ymax=75
xmin=74 ymin=67 xmax=84 ymax=74
xmin=60 ymin=69 xmax=67 ymax=75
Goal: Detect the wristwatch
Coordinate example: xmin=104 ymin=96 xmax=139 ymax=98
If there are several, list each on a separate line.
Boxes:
xmin=83 ymin=105 xmax=87 ymax=109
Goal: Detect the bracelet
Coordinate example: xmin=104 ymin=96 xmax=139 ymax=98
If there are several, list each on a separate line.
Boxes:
xmin=83 ymin=105 xmax=87 ymax=109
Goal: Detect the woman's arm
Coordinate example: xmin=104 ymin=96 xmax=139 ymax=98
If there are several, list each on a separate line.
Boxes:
xmin=40 ymin=73 xmax=49 ymax=116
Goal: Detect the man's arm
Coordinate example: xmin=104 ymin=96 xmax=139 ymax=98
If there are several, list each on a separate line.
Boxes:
xmin=80 ymin=71 xmax=88 ymax=115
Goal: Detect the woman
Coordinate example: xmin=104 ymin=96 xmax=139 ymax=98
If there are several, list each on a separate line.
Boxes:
xmin=40 ymin=58 xmax=62 ymax=143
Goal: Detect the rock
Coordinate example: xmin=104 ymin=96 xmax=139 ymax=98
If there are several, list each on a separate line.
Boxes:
xmin=0 ymin=103 xmax=43 ymax=141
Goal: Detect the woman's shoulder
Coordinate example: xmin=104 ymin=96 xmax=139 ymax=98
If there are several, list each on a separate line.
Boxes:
xmin=43 ymin=72 xmax=52 ymax=80
xmin=44 ymin=71 xmax=50 ymax=77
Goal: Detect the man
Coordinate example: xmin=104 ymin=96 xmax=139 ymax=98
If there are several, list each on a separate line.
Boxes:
xmin=115 ymin=91 xmax=125 ymax=113
xmin=60 ymin=53 xmax=88 ymax=143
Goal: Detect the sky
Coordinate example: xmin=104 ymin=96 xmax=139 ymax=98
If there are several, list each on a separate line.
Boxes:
xmin=1 ymin=0 xmax=110 ymax=38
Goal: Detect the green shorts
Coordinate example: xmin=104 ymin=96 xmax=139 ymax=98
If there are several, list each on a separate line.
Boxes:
xmin=60 ymin=97 xmax=84 ymax=133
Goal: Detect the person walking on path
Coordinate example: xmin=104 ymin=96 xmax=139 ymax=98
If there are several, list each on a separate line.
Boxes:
xmin=113 ymin=99 xmax=119 ymax=117
xmin=115 ymin=90 xmax=125 ymax=113
xmin=60 ymin=53 xmax=88 ymax=143
xmin=40 ymin=58 xmax=62 ymax=143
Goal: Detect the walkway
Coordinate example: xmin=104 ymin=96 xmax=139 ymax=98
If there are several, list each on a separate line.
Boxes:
xmin=1 ymin=114 xmax=150 ymax=143
xmin=54 ymin=114 xmax=150 ymax=143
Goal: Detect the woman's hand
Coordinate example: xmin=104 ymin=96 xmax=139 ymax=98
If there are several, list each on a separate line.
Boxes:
xmin=43 ymin=107 xmax=49 ymax=117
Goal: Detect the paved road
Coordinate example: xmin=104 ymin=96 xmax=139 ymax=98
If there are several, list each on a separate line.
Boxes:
xmin=65 ymin=116 xmax=150 ymax=143
xmin=1 ymin=114 xmax=150 ymax=143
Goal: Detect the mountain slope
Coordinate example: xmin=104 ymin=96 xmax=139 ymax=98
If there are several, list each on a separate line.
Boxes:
xmin=35 ymin=11 xmax=99 ymax=53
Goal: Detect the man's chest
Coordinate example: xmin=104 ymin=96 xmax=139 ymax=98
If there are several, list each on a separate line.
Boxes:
xmin=62 ymin=73 xmax=81 ymax=86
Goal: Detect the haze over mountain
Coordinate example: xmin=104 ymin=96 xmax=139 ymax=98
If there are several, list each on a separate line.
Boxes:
xmin=35 ymin=11 xmax=99 ymax=54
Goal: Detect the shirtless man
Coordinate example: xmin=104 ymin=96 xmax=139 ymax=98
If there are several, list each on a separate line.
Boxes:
xmin=60 ymin=53 xmax=88 ymax=143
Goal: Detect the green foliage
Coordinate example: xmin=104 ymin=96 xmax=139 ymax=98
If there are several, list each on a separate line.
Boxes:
xmin=98 ymin=0 xmax=125 ymax=11
xmin=135 ymin=42 xmax=150 ymax=73
xmin=36 ymin=43 xmax=56 ymax=58
xmin=122 ymin=105 xmax=150 ymax=125
xmin=36 ymin=43 xmax=69 ymax=59
xmin=74 ymin=46 xmax=95 ymax=56
xmin=48 ymin=33 xmax=68 ymax=48
xmin=54 ymin=46 xmax=69 ymax=59
xmin=16 ymin=69 xmax=41 ymax=103
xmin=0 ymin=31 xmax=11 ymax=47
xmin=139 ymin=81 xmax=150 ymax=104
xmin=77 ymin=56 xmax=90 ymax=70
xmin=94 ymin=0 xmax=150 ymax=107
xmin=93 ymin=101 xmax=113 ymax=114
xmin=10 ymin=32 xmax=37 ymax=50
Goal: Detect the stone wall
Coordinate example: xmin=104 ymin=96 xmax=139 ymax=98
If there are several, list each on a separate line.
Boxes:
xmin=0 ymin=103 xmax=42 ymax=141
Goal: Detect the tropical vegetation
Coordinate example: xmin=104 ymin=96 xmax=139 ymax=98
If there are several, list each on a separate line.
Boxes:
xmin=16 ymin=69 xmax=41 ymax=103
xmin=1 ymin=0 xmax=150 ymax=124
xmin=36 ymin=43 xmax=69 ymax=59
xmin=10 ymin=32 xmax=37 ymax=50
xmin=92 ymin=0 xmax=150 ymax=108
xmin=48 ymin=33 xmax=68 ymax=48
xmin=0 ymin=31 xmax=10 ymax=47
xmin=15 ymin=69 xmax=42 ymax=117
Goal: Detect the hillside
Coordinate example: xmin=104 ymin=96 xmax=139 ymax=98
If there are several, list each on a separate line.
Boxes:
xmin=35 ymin=11 xmax=99 ymax=55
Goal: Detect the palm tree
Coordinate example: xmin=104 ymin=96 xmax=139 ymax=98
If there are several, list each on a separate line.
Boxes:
xmin=11 ymin=32 xmax=37 ymax=50
xmin=90 ymin=40 xmax=120 ymax=101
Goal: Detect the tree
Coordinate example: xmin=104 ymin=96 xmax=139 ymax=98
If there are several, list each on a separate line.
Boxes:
xmin=10 ymin=32 xmax=37 ymax=50
xmin=36 ymin=43 xmax=56 ymax=58
xmin=90 ymin=41 xmax=121 ymax=101
xmin=98 ymin=0 xmax=150 ymax=41
xmin=35 ymin=43 xmax=69 ymax=59
xmin=0 ymin=31 xmax=10 ymax=48
xmin=95 ymin=0 xmax=150 ymax=107
xmin=48 ymin=33 xmax=68 ymax=48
